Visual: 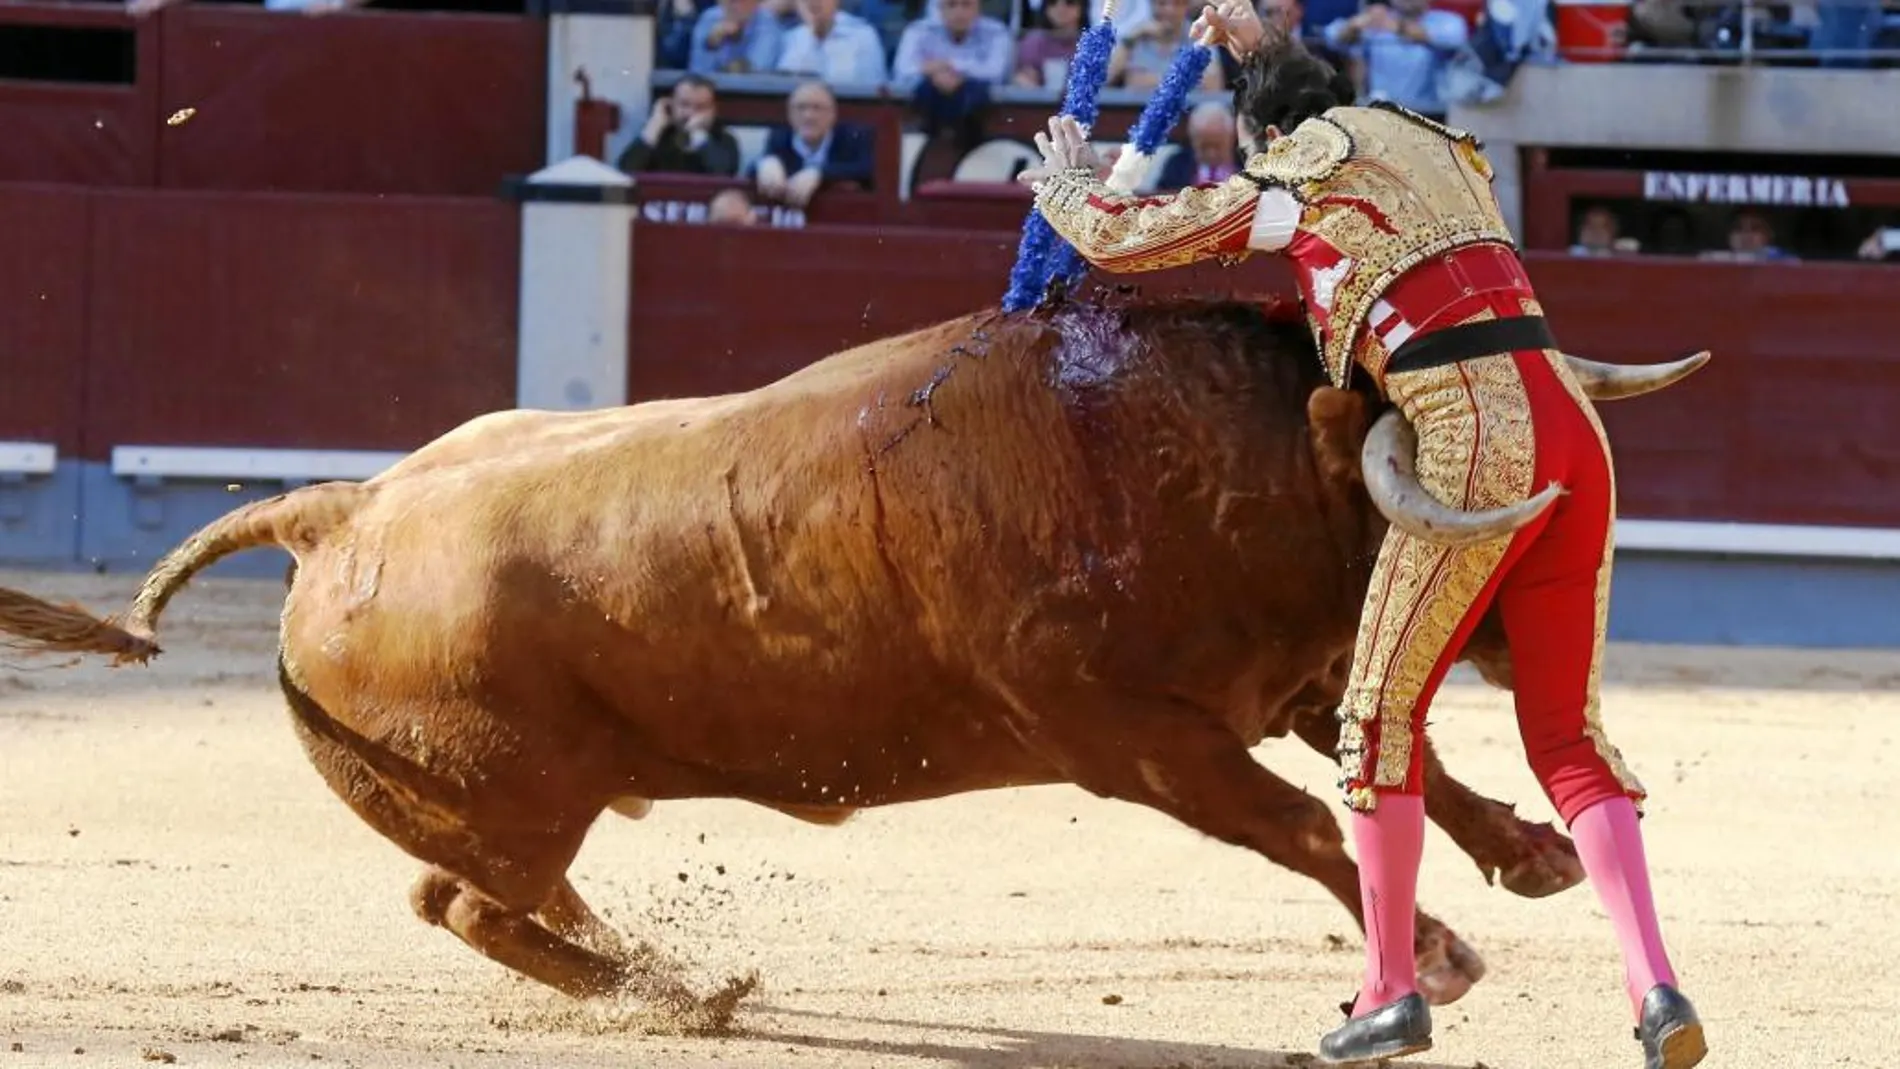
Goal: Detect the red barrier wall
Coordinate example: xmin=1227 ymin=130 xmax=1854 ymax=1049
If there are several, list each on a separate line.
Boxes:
xmin=0 ymin=185 xmax=518 ymax=459
xmin=0 ymin=5 xmax=161 ymax=187
xmin=1530 ymin=254 xmax=1899 ymax=528
xmin=628 ymin=223 xmax=1900 ymax=531
xmin=0 ymin=186 xmax=92 ymax=454
xmin=155 ymin=8 xmax=546 ymax=196
xmin=0 ymin=5 xmax=544 ymax=196
xmin=628 ymin=221 xmax=1297 ymax=401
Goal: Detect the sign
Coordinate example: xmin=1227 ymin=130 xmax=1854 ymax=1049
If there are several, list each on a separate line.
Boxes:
xmin=1642 ymin=171 xmax=1851 ymax=209
xmin=638 ymin=199 xmax=807 ymax=228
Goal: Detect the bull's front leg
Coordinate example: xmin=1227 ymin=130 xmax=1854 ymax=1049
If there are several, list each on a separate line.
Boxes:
xmin=1292 ymin=709 xmax=1585 ymax=899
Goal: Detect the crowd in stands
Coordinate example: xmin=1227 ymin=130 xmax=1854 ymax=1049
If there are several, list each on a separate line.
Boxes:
xmin=1568 ymin=201 xmax=1900 ymax=263
xmin=625 ymin=0 xmax=1899 ymax=262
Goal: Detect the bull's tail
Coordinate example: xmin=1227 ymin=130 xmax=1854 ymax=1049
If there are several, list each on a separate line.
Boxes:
xmin=0 ymin=481 xmax=368 ymax=666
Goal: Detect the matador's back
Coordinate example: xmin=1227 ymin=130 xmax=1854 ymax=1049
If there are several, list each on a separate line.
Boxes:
xmin=1248 ymin=103 xmax=1522 ymax=386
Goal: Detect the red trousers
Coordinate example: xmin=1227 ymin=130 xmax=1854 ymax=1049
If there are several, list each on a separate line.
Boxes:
xmin=1336 ymin=293 xmax=1647 ymax=827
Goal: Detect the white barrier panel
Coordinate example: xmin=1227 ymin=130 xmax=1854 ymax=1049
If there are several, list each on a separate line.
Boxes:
xmin=110 ymin=446 xmax=407 ymax=484
xmin=0 ymin=441 xmax=57 ymax=476
xmin=511 ymin=155 xmax=636 ymax=413
xmin=1616 ymin=519 xmax=1900 ymax=562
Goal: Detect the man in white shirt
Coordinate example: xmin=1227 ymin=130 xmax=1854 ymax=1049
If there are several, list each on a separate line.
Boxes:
xmin=776 ymin=0 xmax=892 ymax=87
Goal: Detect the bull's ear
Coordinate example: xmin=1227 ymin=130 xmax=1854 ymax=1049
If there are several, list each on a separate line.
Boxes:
xmin=1306 ymin=386 xmax=1368 ymax=488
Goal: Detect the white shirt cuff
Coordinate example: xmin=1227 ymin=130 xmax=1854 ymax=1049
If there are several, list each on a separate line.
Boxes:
xmin=1247 ymin=188 xmax=1300 ymax=252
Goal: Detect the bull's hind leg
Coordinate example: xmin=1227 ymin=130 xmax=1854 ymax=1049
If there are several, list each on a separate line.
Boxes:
xmin=1293 ymin=710 xmax=1585 ymax=898
xmin=412 ymin=868 xmax=629 ymax=998
xmin=1029 ymin=694 xmax=1484 ymax=1005
xmin=537 ymin=877 xmax=633 ymax=959
xmin=275 ymin=663 xmax=631 ymax=998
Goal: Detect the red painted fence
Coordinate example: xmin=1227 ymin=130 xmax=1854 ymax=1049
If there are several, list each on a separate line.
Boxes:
xmin=627 ymin=222 xmax=1900 ymax=532
xmin=0 ymin=3 xmax=545 ymax=196
xmin=5 ymin=186 xmax=1895 ymax=533
xmin=0 ymin=184 xmax=520 ymax=459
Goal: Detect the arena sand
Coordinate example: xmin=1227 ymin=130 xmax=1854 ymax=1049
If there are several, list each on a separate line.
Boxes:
xmin=2 ymin=567 xmax=1895 ymax=1069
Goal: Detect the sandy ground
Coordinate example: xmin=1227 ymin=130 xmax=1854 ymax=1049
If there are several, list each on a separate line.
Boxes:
xmin=1 ymin=567 xmax=1896 ymax=1069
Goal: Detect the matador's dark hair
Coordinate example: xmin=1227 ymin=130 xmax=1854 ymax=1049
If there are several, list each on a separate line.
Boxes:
xmin=1231 ymin=36 xmax=1356 ymax=137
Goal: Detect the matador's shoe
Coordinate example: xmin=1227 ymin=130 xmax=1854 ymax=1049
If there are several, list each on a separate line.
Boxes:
xmin=1635 ymin=984 xmax=1708 ymax=1069
xmin=1316 ymin=992 xmax=1433 ymax=1065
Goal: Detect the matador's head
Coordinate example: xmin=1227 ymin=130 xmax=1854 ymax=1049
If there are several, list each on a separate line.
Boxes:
xmin=1231 ymin=39 xmax=1355 ymax=156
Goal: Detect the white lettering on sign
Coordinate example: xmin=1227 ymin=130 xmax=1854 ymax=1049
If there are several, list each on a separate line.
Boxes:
xmin=638 ymin=200 xmax=808 ymax=228
xmin=1641 ymin=171 xmax=1851 ymax=208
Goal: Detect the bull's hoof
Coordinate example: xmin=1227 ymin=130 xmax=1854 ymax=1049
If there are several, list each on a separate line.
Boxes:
xmin=1498 ymin=822 xmax=1586 ymax=899
xmin=1413 ymin=925 xmax=1485 ymax=1006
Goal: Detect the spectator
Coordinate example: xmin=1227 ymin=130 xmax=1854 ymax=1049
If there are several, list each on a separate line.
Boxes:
xmin=1258 ymin=0 xmax=1356 ymax=75
xmin=689 ymin=0 xmax=786 ymax=75
xmin=1569 ymin=204 xmax=1627 ymax=256
xmin=617 ymin=75 xmax=743 ymax=177
xmin=892 ymin=0 xmax=1015 ymax=149
xmin=659 ymin=0 xmax=717 ymax=67
xmin=708 ymin=187 xmax=761 ymax=225
xmin=1155 ymin=100 xmax=1241 ymax=189
xmin=751 ymin=79 xmax=877 ymax=207
xmin=1858 ymin=227 xmax=1900 ymax=263
xmin=777 ymin=0 xmax=891 ymax=86
xmin=1109 ymin=0 xmax=1225 ymax=90
xmin=1014 ymin=0 xmax=1087 ymax=89
xmin=1324 ymin=0 xmax=1468 ymax=121
xmin=1089 ymin=0 xmax=1152 ymax=31
xmin=1701 ymin=208 xmax=1797 ymax=262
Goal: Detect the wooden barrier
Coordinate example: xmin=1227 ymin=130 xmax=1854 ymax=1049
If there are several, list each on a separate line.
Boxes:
xmin=0 ymin=3 xmax=545 ymax=196
xmin=626 ymin=221 xmax=1900 ymax=532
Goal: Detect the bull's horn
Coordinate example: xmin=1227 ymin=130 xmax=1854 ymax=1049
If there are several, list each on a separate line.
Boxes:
xmin=1563 ymin=350 xmax=1710 ymax=401
xmin=1361 ymin=410 xmax=1562 ymax=547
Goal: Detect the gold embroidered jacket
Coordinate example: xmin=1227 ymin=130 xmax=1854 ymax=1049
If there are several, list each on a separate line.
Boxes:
xmin=1031 ymin=102 xmax=1520 ymax=388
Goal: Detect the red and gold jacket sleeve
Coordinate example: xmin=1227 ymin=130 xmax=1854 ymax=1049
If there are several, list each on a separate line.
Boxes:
xmin=1030 ymin=166 xmax=1303 ymax=274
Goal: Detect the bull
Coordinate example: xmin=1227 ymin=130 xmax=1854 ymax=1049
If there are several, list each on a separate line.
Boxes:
xmin=0 ymin=294 xmax=1704 ymax=1027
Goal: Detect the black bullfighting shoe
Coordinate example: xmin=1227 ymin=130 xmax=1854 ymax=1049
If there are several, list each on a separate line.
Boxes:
xmin=1316 ymin=991 xmax=1433 ymax=1065
xmin=1635 ymin=984 xmax=1707 ymax=1069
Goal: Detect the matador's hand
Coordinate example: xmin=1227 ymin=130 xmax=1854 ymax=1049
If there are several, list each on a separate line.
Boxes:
xmin=1017 ymin=116 xmax=1103 ymax=188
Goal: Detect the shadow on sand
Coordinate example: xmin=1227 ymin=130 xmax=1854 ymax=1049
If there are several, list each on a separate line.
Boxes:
xmin=746 ymin=1005 xmax=1483 ymax=1069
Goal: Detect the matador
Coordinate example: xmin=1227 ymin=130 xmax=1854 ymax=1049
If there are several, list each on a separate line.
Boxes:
xmin=1016 ymin=7 xmax=1708 ymax=1069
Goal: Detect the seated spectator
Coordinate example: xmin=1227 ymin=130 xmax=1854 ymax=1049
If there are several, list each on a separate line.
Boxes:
xmin=1258 ymin=0 xmax=1356 ymax=77
xmin=1014 ymin=0 xmax=1086 ymax=90
xmin=1569 ymin=204 xmax=1631 ymax=256
xmin=751 ymin=79 xmax=877 ymax=207
xmin=708 ymin=187 xmax=761 ymax=225
xmin=659 ymin=0 xmax=718 ymax=68
xmin=1700 ymin=208 xmax=1797 ymax=263
xmin=892 ymin=0 xmax=1015 ymax=149
xmin=689 ymin=0 xmax=786 ymax=75
xmin=1858 ymin=227 xmax=1900 ymax=263
xmin=1089 ymin=0 xmax=1152 ymax=32
xmin=617 ymin=75 xmax=743 ymax=177
xmin=776 ymin=0 xmax=891 ymax=86
xmin=1109 ymin=0 xmax=1225 ymax=91
xmin=1155 ymin=100 xmax=1241 ymax=189
xmin=1324 ymin=0 xmax=1468 ymax=121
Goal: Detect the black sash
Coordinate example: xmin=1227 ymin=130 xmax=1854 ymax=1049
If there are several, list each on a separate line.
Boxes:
xmin=1384 ymin=315 xmax=1557 ymax=376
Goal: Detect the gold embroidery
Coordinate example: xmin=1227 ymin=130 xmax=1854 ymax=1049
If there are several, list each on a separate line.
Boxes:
xmin=1287 ymin=107 xmax=1519 ymax=388
xmin=1032 ymin=164 xmax=1269 ymax=274
xmin=1244 ymin=115 xmax=1353 ymax=191
xmin=1337 ymin=352 xmax=1537 ymax=808
xmin=1540 ymin=350 xmax=1649 ymax=810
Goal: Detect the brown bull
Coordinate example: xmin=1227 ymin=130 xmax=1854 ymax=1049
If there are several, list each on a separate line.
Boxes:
xmin=0 ymin=295 xmax=1701 ymax=1023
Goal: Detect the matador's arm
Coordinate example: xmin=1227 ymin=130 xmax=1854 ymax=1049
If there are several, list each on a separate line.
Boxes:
xmin=1030 ymin=165 xmax=1302 ymax=275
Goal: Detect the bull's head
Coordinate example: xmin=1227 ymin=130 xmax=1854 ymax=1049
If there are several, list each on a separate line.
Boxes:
xmin=1358 ymin=350 xmax=1711 ymax=547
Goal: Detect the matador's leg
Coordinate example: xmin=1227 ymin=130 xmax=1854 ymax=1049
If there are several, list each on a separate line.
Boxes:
xmin=1500 ymin=352 xmax=1693 ymax=1054
xmin=1327 ymin=352 xmax=1552 ymax=1041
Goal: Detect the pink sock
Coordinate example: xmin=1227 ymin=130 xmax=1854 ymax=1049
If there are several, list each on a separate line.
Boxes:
xmin=1350 ymin=792 xmax=1426 ymax=1016
xmin=1570 ymin=796 xmax=1679 ymax=1017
